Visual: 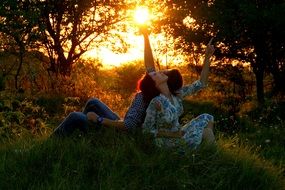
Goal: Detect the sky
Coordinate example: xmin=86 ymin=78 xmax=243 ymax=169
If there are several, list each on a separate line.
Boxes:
xmin=83 ymin=32 xmax=188 ymax=69
xmin=84 ymin=33 xmax=144 ymax=68
xmin=83 ymin=6 xmax=187 ymax=68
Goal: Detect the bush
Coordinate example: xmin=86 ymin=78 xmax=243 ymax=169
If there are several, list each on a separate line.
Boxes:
xmin=114 ymin=61 xmax=145 ymax=94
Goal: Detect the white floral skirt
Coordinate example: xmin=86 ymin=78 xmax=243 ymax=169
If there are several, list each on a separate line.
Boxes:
xmin=155 ymin=113 xmax=214 ymax=149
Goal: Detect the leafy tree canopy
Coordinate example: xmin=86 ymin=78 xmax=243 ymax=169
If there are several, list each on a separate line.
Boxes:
xmin=161 ymin=0 xmax=285 ymax=102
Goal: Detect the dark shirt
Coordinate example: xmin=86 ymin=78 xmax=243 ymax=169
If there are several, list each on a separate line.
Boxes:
xmin=124 ymin=92 xmax=148 ymax=130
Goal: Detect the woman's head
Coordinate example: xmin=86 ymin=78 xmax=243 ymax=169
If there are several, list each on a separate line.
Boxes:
xmin=164 ymin=69 xmax=183 ymax=94
xmin=149 ymin=71 xmax=168 ymax=88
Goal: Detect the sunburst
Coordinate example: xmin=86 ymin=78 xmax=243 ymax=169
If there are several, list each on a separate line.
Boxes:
xmin=134 ymin=7 xmax=149 ymax=24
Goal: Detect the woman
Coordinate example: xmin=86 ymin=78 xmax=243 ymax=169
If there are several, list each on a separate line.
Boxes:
xmin=142 ymin=38 xmax=216 ymax=149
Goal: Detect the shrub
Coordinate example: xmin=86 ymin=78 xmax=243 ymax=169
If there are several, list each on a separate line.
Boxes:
xmin=114 ymin=61 xmax=145 ymax=94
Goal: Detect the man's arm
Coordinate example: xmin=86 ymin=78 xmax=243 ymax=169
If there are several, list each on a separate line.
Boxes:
xmin=87 ymin=93 xmax=146 ymax=131
xmin=142 ymin=29 xmax=156 ymax=73
xmin=87 ymin=112 xmax=127 ymax=131
xmin=97 ymin=118 xmax=126 ymax=131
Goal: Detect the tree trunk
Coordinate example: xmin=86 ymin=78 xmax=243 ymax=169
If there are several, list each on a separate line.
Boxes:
xmin=60 ymin=61 xmax=72 ymax=76
xmin=255 ymin=67 xmax=264 ymax=104
xmin=15 ymin=44 xmax=24 ymax=90
xmin=252 ymin=31 xmax=267 ymax=104
xmin=270 ymin=60 xmax=285 ymax=94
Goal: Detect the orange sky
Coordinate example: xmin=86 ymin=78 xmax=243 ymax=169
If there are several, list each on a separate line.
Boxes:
xmin=84 ymin=33 xmax=144 ymax=67
xmin=83 ymin=6 xmax=187 ymax=68
xmin=84 ymin=32 xmax=187 ymax=68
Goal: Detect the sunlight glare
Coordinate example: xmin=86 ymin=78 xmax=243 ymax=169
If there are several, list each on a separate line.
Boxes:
xmin=84 ymin=35 xmax=144 ymax=68
xmin=134 ymin=7 xmax=149 ymax=24
xmin=84 ymin=33 xmax=187 ymax=69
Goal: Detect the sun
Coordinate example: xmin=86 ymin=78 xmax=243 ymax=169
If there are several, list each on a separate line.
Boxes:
xmin=134 ymin=7 xmax=149 ymax=24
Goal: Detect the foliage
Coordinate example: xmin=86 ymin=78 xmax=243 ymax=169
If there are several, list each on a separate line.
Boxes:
xmin=0 ymin=0 xmax=139 ymax=76
xmin=0 ymin=50 xmax=51 ymax=93
xmin=162 ymin=0 xmax=285 ymax=103
xmin=0 ymin=96 xmax=50 ymax=143
xmin=35 ymin=96 xmax=66 ymax=117
xmin=114 ymin=61 xmax=145 ymax=94
xmin=0 ymin=0 xmax=40 ymax=89
xmin=31 ymin=0 xmax=132 ymax=75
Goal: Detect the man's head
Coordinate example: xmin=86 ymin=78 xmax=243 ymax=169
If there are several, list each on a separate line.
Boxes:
xmin=137 ymin=73 xmax=160 ymax=104
xmin=137 ymin=68 xmax=183 ymax=103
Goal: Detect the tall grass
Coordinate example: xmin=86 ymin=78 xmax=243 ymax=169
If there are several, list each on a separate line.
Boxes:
xmin=0 ymin=130 xmax=284 ymax=190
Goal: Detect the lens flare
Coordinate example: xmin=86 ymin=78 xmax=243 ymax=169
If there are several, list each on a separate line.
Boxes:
xmin=134 ymin=7 xmax=149 ymax=24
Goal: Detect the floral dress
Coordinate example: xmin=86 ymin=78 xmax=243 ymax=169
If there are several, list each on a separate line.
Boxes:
xmin=142 ymin=80 xmax=214 ymax=149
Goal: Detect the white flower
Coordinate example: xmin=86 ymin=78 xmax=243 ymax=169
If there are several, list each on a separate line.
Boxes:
xmin=265 ymin=139 xmax=271 ymax=143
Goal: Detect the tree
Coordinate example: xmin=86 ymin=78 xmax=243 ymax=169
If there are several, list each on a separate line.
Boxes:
xmin=34 ymin=0 xmax=130 ymax=75
xmin=0 ymin=0 xmax=39 ymax=90
xmin=162 ymin=0 xmax=285 ymax=103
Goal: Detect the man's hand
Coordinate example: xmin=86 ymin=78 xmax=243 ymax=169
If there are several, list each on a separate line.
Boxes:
xmin=139 ymin=25 xmax=150 ymax=36
xmin=87 ymin=112 xmax=98 ymax=122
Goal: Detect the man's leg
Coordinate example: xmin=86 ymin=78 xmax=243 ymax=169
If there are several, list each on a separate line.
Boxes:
xmin=83 ymin=98 xmax=120 ymax=120
xmin=52 ymin=112 xmax=88 ymax=137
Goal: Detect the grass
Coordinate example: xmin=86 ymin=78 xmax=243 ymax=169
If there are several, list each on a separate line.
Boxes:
xmin=0 ymin=96 xmax=284 ymax=189
xmin=0 ymin=92 xmax=285 ymax=190
xmin=0 ymin=63 xmax=284 ymax=189
xmin=0 ymin=127 xmax=284 ymax=190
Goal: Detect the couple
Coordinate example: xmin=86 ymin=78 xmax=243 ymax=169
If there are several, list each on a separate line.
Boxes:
xmin=52 ymin=29 xmax=215 ymax=149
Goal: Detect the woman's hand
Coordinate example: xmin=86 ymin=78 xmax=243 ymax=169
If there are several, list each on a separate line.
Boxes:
xmin=157 ymin=130 xmax=185 ymax=138
xmin=205 ymin=38 xmax=215 ymax=58
xmin=180 ymin=130 xmax=186 ymax=137
xmin=199 ymin=38 xmax=215 ymax=87
xmin=154 ymin=100 xmax=163 ymax=112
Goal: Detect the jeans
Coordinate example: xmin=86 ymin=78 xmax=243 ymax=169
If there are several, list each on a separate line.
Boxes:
xmin=83 ymin=98 xmax=120 ymax=120
xmin=52 ymin=98 xmax=120 ymax=137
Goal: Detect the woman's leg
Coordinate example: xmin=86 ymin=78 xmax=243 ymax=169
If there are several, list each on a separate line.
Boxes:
xmin=181 ymin=113 xmax=215 ymax=148
xmin=202 ymin=121 xmax=215 ymax=144
xmin=83 ymin=98 xmax=120 ymax=120
xmin=181 ymin=113 xmax=214 ymax=132
xmin=52 ymin=112 xmax=88 ymax=137
xmin=195 ymin=114 xmax=215 ymax=143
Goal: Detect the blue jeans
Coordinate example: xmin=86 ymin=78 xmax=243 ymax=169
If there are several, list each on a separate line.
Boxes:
xmin=82 ymin=98 xmax=120 ymax=120
xmin=52 ymin=98 xmax=120 ymax=137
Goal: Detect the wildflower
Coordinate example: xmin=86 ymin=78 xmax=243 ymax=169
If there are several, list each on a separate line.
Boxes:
xmin=265 ymin=139 xmax=271 ymax=143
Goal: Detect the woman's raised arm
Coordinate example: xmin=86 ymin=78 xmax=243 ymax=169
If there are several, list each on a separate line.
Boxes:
xmin=200 ymin=38 xmax=215 ymax=87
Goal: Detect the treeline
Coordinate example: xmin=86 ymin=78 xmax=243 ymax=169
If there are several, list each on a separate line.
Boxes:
xmin=0 ymin=0 xmax=285 ymax=103
xmin=161 ymin=0 xmax=285 ymax=103
xmin=0 ymin=0 xmax=131 ymax=88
